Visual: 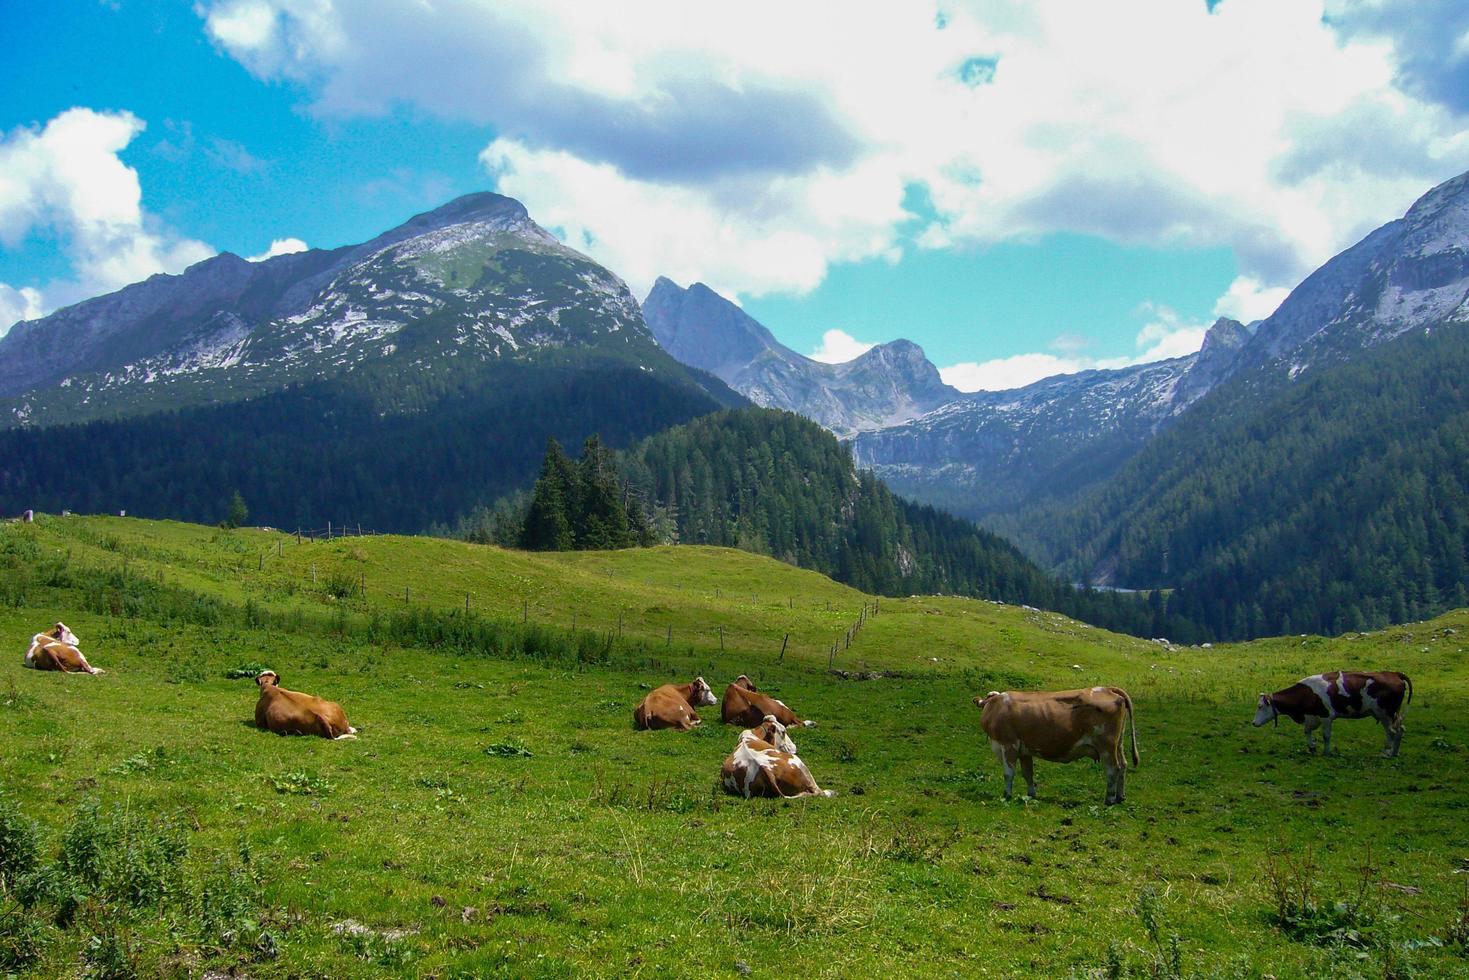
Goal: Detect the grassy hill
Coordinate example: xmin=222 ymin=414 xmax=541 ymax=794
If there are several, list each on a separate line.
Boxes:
xmin=2 ymin=514 xmax=1468 ymax=976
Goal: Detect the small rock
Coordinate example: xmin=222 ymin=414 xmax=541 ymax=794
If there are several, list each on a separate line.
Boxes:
xmin=735 ymin=962 xmax=752 ymax=976
xmin=461 ymin=906 xmax=477 ymax=923
xmin=431 ymin=895 xmax=446 ymax=908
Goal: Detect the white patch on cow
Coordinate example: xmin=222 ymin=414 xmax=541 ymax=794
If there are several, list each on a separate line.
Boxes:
xmin=24 ymin=634 xmax=43 ymax=667
xmin=1300 ymin=674 xmax=1334 ymax=717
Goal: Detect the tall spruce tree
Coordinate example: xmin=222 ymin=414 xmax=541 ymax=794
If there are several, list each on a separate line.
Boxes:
xmin=520 ymin=439 xmax=575 ymax=551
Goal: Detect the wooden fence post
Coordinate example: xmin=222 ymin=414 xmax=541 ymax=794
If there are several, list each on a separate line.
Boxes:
xmin=327 ymin=521 xmax=332 ymax=538
xmin=778 ymin=633 xmax=788 ymax=663
xmin=718 ymin=626 xmax=724 ymax=651
xmin=311 ymin=564 xmax=316 ymax=584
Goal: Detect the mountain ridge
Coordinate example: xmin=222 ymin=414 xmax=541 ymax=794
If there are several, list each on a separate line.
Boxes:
xmin=641 ymin=277 xmax=959 ymax=436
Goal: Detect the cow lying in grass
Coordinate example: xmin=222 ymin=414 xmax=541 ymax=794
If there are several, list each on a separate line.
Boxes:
xmin=254 ymin=670 xmax=357 ymax=739
xmin=24 ymin=622 xmax=104 ymax=674
xmin=721 ymin=715 xmax=834 ymax=799
xmin=633 ymin=677 xmax=717 ymax=731
xmin=1253 ymin=671 xmax=1411 ymax=757
xmin=721 ymin=674 xmax=814 ymax=729
xmin=974 ymin=687 xmax=1139 ymax=805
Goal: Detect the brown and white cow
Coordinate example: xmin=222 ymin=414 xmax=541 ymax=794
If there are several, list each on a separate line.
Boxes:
xmin=720 ymin=715 xmax=834 ymax=799
xmin=24 ymin=623 xmax=104 ymax=675
xmin=1253 ymin=671 xmax=1411 ymax=757
xmin=632 ymin=677 xmax=717 ymax=731
xmin=973 ymin=687 xmax=1139 ymax=805
xmin=254 ymin=670 xmax=357 ymax=739
xmin=721 ymin=674 xmax=814 ymax=729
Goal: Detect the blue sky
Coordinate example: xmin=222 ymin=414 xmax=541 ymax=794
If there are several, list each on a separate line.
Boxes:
xmin=2 ymin=1 xmax=1466 ymax=390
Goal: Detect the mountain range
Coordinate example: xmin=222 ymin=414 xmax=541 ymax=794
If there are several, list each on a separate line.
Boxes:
xmin=0 ymin=193 xmax=737 ymax=530
xmin=641 ymin=277 xmax=957 ymax=436
xmin=2 ymin=166 xmax=1468 ymax=641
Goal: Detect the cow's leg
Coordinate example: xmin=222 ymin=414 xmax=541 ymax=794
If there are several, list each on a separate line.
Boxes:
xmin=991 ymin=742 xmax=1015 ymax=798
xmin=1320 ymin=717 xmax=1334 ymax=757
xmin=1020 ymin=755 xmax=1037 ymax=798
xmin=1382 ymin=715 xmax=1402 ymax=758
xmin=1102 ymin=763 xmax=1120 ymax=805
xmin=1303 ymin=715 xmax=1320 ymax=753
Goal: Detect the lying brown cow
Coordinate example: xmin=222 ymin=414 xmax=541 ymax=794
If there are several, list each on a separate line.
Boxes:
xmin=721 ymin=715 xmax=834 ymax=799
xmin=633 ymin=677 xmax=717 ymax=731
xmin=721 ymin=674 xmax=814 ymax=729
xmin=254 ymin=670 xmax=357 ymax=739
xmin=974 ymin=687 xmax=1139 ymax=805
xmin=1253 ymin=671 xmax=1411 ymax=757
xmin=24 ymin=623 xmax=104 ymax=675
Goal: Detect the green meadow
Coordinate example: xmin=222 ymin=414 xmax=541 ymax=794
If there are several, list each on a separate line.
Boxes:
xmin=2 ymin=515 xmax=1467 ymax=977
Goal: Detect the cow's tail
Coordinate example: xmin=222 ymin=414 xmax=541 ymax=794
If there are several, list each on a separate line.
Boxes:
xmin=1116 ymin=688 xmax=1140 ymax=768
xmin=1399 ymin=672 xmax=1413 ymax=723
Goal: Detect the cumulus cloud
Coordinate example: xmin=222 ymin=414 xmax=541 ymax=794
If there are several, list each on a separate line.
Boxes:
xmin=0 ymin=284 xmax=44 ymax=336
xmin=941 ymin=352 xmax=1087 ymax=393
xmin=0 ymin=108 xmax=213 ymax=334
xmin=941 ymin=305 xmax=1211 ymax=393
xmin=196 ymin=0 xmax=1469 ymax=317
xmin=809 ymin=329 xmax=877 ymax=364
xmin=1324 ymin=0 xmax=1469 ymax=115
xmin=247 ymin=237 xmax=308 ymax=261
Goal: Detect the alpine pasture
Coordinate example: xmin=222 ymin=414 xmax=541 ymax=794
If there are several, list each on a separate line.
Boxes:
xmin=3 ymin=515 xmax=1467 ymax=977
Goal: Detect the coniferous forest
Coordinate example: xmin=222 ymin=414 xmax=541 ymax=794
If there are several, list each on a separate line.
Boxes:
xmin=451 ymin=408 xmax=1172 ymax=640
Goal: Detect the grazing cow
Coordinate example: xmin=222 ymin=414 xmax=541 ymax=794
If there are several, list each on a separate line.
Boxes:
xmin=24 ymin=623 xmax=104 ymax=675
xmin=721 ymin=674 xmax=814 ymax=729
xmin=254 ymin=670 xmax=357 ymax=739
xmin=1253 ymin=671 xmax=1411 ymax=757
xmin=633 ymin=677 xmax=717 ymax=731
xmin=973 ymin=687 xmax=1139 ymax=805
xmin=721 ymin=715 xmax=834 ymax=799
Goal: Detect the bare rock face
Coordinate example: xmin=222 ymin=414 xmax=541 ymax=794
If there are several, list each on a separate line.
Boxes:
xmin=641 ymin=277 xmax=958 ymax=436
xmin=0 ymin=193 xmax=662 ymax=427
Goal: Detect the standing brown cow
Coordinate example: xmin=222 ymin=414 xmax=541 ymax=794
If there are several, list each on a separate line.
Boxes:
xmin=974 ymin=687 xmax=1139 ymax=805
xmin=24 ymin=623 xmax=104 ymax=675
xmin=633 ymin=677 xmax=717 ymax=731
xmin=720 ymin=674 xmax=814 ymax=729
xmin=1253 ymin=671 xmax=1411 ymax=757
xmin=254 ymin=671 xmax=357 ymax=739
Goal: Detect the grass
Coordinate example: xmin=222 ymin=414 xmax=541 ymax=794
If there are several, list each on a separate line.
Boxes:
xmin=1 ymin=514 xmax=1468 ymax=976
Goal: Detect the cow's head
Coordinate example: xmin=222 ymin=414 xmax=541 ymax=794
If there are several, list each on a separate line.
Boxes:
xmin=733 ymin=674 xmax=757 ymax=692
xmin=973 ymin=690 xmax=1002 ymax=709
xmin=1252 ymin=694 xmax=1277 ymax=727
xmin=689 ymin=676 xmax=717 ymax=707
xmin=753 ymin=714 xmax=798 ymax=754
xmin=50 ymin=622 xmax=79 ymax=646
xmin=257 ymin=670 xmax=281 ymax=690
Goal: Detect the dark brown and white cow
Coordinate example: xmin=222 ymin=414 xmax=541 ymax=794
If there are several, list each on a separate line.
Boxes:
xmin=720 ymin=715 xmax=834 ymax=799
xmin=1253 ymin=671 xmax=1411 ymax=757
xmin=973 ymin=687 xmax=1139 ymax=805
xmin=632 ymin=677 xmax=717 ymax=731
xmin=254 ymin=670 xmax=357 ymax=739
xmin=24 ymin=623 xmax=104 ymax=675
xmin=721 ymin=674 xmax=814 ymax=729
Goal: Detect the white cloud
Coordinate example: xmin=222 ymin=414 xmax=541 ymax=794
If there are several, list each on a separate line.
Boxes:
xmin=942 ymin=304 xmax=1212 ymax=392
xmin=809 ymin=329 xmax=876 ymax=364
xmin=0 ymin=107 xmax=213 ymax=332
xmin=247 ymin=237 xmax=308 ymax=261
xmin=0 ymin=284 xmax=43 ymax=337
xmin=1212 ymin=275 xmax=1292 ymax=323
xmin=196 ymin=0 xmax=1469 ymax=319
xmin=941 ymin=352 xmax=1087 ymax=393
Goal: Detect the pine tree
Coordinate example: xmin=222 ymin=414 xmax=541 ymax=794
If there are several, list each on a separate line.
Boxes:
xmin=225 ymin=491 xmax=249 ymax=529
xmin=520 ymin=440 xmax=575 ymax=551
